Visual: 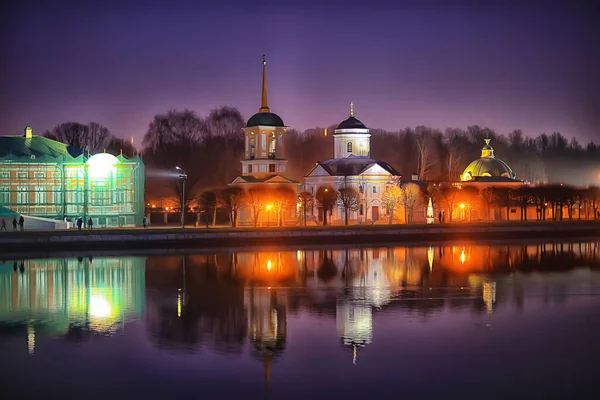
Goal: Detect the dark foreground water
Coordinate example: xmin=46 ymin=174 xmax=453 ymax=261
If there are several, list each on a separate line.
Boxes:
xmin=1 ymin=240 xmax=600 ymax=399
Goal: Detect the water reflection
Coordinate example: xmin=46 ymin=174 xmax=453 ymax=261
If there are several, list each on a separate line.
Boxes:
xmin=1 ymin=240 xmax=600 ymax=395
xmin=0 ymin=257 xmax=145 ymax=351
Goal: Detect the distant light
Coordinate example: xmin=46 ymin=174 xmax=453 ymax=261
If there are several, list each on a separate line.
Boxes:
xmin=90 ymin=295 xmax=111 ymax=318
xmin=165 ymin=207 xmax=169 ymax=211
xmin=267 ymin=259 xmax=272 ymax=271
xmin=152 ymin=204 xmax=156 ymax=208
xmin=460 ymin=249 xmax=466 ymax=265
xmin=266 ymin=204 xmax=272 ymax=211
xmin=459 ymin=203 xmax=466 ymax=209
xmin=324 ymin=188 xmax=328 ymax=192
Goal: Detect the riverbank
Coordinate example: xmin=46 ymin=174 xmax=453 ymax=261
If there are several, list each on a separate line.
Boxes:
xmin=1 ymin=220 xmax=599 ymax=254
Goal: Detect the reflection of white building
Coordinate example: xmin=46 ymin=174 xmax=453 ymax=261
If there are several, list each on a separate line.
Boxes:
xmin=336 ymin=302 xmax=373 ymax=347
xmin=304 ymin=104 xmax=400 ymax=224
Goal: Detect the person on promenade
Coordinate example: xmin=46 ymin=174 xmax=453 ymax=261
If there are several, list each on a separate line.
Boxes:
xmin=0 ymin=219 xmax=6 ymax=231
xmin=18 ymin=215 xmax=24 ymax=231
xmin=76 ymin=217 xmax=83 ymax=231
xmin=143 ymin=215 xmax=149 ymax=228
xmin=87 ymin=218 xmax=93 ymax=231
xmin=12 ymin=218 xmax=17 ymax=231
xmin=438 ymin=211 xmax=443 ymax=223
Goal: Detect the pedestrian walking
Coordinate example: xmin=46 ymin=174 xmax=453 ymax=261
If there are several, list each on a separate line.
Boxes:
xmin=76 ymin=217 xmax=82 ymax=231
xmin=0 ymin=219 xmax=6 ymax=231
xmin=87 ymin=218 xmax=93 ymax=231
xmin=12 ymin=218 xmax=17 ymax=231
xmin=18 ymin=215 xmax=24 ymax=231
xmin=143 ymin=215 xmax=149 ymax=228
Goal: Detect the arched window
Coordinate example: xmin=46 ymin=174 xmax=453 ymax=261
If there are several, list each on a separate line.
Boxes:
xmin=347 ymin=142 xmax=353 ymax=153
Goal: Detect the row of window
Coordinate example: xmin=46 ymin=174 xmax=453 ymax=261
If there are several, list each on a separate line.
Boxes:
xmin=247 ymin=164 xmax=277 ymax=173
xmin=0 ymin=187 xmax=132 ymax=206
xmin=0 ymin=171 xmax=62 ymax=179
xmin=307 ymin=184 xmax=379 ymax=194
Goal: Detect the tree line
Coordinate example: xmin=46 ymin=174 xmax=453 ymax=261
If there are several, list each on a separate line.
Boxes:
xmin=43 ymin=106 xmax=600 ymax=206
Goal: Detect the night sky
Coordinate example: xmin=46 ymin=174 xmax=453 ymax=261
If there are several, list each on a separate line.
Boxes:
xmin=1 ymin=0 xmax=598 ymax=144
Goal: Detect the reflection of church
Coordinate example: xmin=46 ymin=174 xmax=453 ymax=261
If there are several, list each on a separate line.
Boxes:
xmin=304 ymin=104 xmax=400 ymax=224
xmin=0 ymin=257 xmax=145 ymax=354
xmin=245 ymin=287 xmax=287 ymax=393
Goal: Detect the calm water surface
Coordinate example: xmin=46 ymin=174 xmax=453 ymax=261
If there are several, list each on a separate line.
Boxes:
xmin=1 ymin=240 xmax=600 ymax=399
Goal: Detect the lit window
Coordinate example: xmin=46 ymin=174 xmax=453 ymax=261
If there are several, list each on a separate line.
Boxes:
xmin=34 ymin=172 xmax=45 ymax=179
xmin=0 ymin=187 xmax=9 ymax=205
xmin=34 ymin=187 xmax=45 ymax=204
xmin=17 ymin=172 xmax=27 ymax=179
xmin=52 ymin=186 xmax=62 ymax=204
xmin=17 ymin=187 xmax=28 ymax=204
xmin=0 ymin=172 xmax=9 ymax=179
xmin=347 ymin=142 xmax=353 ymax=153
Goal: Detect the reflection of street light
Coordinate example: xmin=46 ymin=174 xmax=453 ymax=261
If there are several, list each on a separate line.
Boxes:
xmin=175 ymin=166 xmax=187 ymax=228
xmin=459 ymin=203 xmax=466 ymax=209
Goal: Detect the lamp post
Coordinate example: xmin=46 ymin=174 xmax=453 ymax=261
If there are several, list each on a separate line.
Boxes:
xmin=175 ymin=166 xmax=187 ymax=228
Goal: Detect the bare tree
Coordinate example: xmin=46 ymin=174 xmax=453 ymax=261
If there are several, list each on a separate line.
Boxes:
xmin=198 ymin=191 xmax=217 ymax=228
xmin=381 ymin=185 xmax=403 ymax=224
xmin=44 ymin=121 xmax=111 ymax=153
xmin=271 ymin=186 xmax=296 ymax=227
xmin=298 ymin=191 xmax=314 ymax=226
xmin=315 ymin=186 xmax=337 ymax=226
xmin=338 ymin=187 xmax=360 ymax=225
xmin=415 ymin=127 xmax=437 ymax=180
xmin=221 ymin=187 xmax=244 ymax=227
xmin=246 ymin=186 xmax=269 ymax=227
xmin=401 ymin=183 xmax=421 ymax=223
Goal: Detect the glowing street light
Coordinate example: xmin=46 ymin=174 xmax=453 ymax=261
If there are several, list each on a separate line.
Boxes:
xmin=459 ymin=203 xmax=466 ymax=209
xmin=266 ymin=204 xmax=273 ymax=227
xmin=175 ymin=166 xmax=187 ymax=228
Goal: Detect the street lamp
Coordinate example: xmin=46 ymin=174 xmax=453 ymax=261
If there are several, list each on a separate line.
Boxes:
xmin=175 ymin=166 xmax=187 ymax=228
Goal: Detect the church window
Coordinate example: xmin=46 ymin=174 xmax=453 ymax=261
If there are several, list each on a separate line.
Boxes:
xmin=248 ymin=165 xmax=253 ymax=173
xmin=372 ymin=185 xmax=377 ymax=194
xmin=269 ymin=133 xmax=276 ymax=158
xmin=261 ymin=133 xmax=267 ymax=150
xmin=347 ymin=142 xmax=353 ymax=153
xmin=249 ymin=137 xmax=256 ymax=159
xmin=269 ymin=164 xmax=276 ymax=173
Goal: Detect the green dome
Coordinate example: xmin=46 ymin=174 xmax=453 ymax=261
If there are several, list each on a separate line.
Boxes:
xmin=461 ymin=157 xmax=516 ymax=181
xmin=246 ymin=112 xmax=285 ymax=127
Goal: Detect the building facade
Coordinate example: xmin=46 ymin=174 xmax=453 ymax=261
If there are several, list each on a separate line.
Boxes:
xmin=303 ymin=105 xmax=401 ymax=224
xmin=0 ymin=127 xmax=145 ymax=227
xmin=231 ymin=56 xmax=298 ymax=226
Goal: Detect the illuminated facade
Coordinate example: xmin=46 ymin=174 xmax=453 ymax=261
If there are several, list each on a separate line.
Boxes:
xmin=303 ymin=105 xmax=401 ymax=224
xmin=231 ymin=56 xmax=298 ymax=226
xmin=0 ymin=127 xmax=145 ymax=227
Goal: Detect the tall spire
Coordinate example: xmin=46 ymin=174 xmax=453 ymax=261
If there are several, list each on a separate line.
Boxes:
xmin=260 ymin=54 xmax=270 ymax=113
xmin=350 ymin=102 xmax=354 ymax=117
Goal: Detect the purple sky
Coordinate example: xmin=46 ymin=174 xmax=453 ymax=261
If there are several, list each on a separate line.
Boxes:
xmin=1 ymin=0 xmax=598 ymax=145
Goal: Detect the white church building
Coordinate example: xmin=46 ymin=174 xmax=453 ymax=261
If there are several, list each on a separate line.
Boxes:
xmin=303 ymin=104 xmax=400 ymax=224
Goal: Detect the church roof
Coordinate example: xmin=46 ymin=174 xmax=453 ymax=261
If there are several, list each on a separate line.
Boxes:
xmin=232 ymin=174 xmax=299 ymax=184
xmin=310 ymin=156 xmax=399 ymax=177
xmin=0 ymin=135 xmax=83 ymax=159
xmin=461 ymin=139 xmax=517 ymax=181
xmin=336 ymin=116 xmax=367 ymax=130
xmin=246 ymin=112 xmax=285 ymax=128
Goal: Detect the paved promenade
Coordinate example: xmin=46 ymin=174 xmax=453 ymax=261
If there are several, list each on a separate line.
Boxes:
xmin=1 ymin=220 xmax=599 ymax=256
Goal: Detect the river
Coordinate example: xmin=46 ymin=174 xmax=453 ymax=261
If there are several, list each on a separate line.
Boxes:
xmin=1 ymin=240 xmax=599 ymax=399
